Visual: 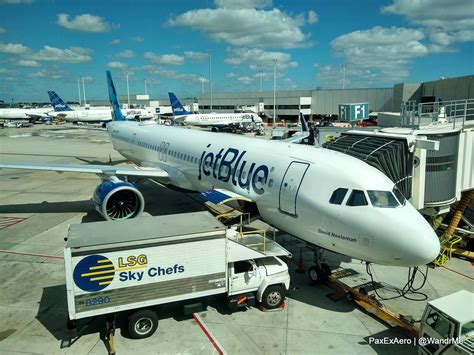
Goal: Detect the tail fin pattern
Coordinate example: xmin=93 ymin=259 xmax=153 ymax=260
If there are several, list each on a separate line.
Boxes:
xmin=168 ymin=92 xmax=192 ymax=115
xmin=47 ymin=91 xmax=73 ymax=112
xmin=106 ymin=71 xmax=125 ymax=121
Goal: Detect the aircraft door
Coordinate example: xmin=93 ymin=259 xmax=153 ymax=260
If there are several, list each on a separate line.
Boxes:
xmin=129 ymin=133 xmax=136 ymax=154
xmin=279 ymin=161 xmax=310 ymax=216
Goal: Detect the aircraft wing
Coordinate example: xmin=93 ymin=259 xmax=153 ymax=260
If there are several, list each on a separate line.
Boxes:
xmin=200 ymin=188 xmax=253 ymax=204
xmin=0 ymin=162 xmax=169 ymax=178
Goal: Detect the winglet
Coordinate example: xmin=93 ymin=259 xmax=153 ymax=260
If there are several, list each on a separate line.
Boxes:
xmin=106 ymin=71 xmax=125 ymax=121
xmin=47 ymin=91 xmax=73 ymax=112
xmin=168 ymin=92 xmax=192 ymax=115
xmin=299 ymin=112 xmax=308 ymax=132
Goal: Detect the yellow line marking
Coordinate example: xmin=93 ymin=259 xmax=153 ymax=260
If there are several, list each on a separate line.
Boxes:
xmin=99 ymin=281 xmax=112 ymax=285
xmin=97 ymin=259 xmax=111 ymax=264
xmin=90 ymin=275 xmax=115 ymax=281
xmin=81 ymin=265 xmax=146 ymax=277
xmin=89 ymin=264 xmax=114 ymax=270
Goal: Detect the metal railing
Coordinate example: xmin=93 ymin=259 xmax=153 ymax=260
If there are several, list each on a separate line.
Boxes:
xmin=400 ymin=98 xmax=474 ymax=129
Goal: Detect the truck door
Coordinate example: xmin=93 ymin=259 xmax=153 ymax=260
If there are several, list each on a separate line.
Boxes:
xmin=279 ymin=161 xmax=309 ymax=216
xmin=229 ymin=260 xmax=262 ymax=294
xmin=419 ymin=306 xmax=457 ymax=354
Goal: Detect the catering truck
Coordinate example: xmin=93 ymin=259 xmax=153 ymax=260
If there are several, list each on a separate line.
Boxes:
xmin=64 ymin=211 xmax=291 ymax=339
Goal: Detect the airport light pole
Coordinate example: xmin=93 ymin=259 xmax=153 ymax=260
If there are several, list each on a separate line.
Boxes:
xmin=208 ymin=49 xmax=212 ymax=112
xmin=341 ymin=64 xmax=346 ymax=89
xmin=126 ymin=72 xmax=130 ymax=109
xmin=77 ymin=78 xmax=82 ymax=106
xmin=259 ymin=69 xmax=263 ymax=92
xmin=273 ymin=59 xmax=278 ymax=123
xmin=144 ymin=79 xmax=147 ymax=95
xmin=81 ymin=77 xmax=87 ymax=105
xmin=200 ymin=75 xmax=204 ymax=94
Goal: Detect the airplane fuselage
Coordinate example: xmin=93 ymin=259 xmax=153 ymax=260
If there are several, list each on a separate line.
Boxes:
xmin=107 ymin=121 xmax=440 ymax=267
xmin=176 ymin=112 xmax=262 ymax=128
xmin=0 ymin=108 xmax=51 ymax=120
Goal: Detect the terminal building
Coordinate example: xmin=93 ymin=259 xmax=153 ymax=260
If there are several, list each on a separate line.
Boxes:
xmin=87 ymin=75 xmax=473 ymax=122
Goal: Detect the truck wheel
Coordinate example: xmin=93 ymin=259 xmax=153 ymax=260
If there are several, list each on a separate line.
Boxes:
xmin=128 ymin=310 xmax=158 ymax=339
xmin=261 ymin=285 xmax=285 ymax=309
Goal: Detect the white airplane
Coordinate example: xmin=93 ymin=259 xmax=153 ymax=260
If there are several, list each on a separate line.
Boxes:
xmin=0 ymin=71 xmax=440 ymax=274
xmin=169 ymin=92 xmax=262 ymax=132
xmin=47 ymin=91 xmax=153 ymax=125
xmin=0 ymin=107 xmax=51 ymax=120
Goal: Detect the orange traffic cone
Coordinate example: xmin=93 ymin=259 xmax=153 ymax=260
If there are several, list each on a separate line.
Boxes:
xmin=295 ymin=248 xmax=306 ymax=273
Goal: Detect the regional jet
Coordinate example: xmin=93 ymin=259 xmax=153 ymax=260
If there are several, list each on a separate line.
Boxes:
xmin=0 ymin=107 xmax=51 ymax=120
xmin=0 ymin=71 xmax=440 ymax=271
xmin=169 ymin=92 xmax=262 ymax=132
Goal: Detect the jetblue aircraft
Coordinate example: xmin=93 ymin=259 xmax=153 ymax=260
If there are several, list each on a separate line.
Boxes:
xmin=47 ymin=91 xmax=153 ymax=124
xmin=0 ymin=107 xmax=51 ymax=120
xmin=169 ymin=92 xmax=262 ymax=132
xmin=0 ymin=71 xmax=440 ymax=271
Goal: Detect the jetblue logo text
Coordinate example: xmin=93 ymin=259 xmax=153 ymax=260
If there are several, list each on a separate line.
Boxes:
xmin=198 ymin=144 xmax=269 ymax=195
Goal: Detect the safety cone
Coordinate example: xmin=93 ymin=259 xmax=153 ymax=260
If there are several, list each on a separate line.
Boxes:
xmin=295 ymin=248 xmax=306 ymax=273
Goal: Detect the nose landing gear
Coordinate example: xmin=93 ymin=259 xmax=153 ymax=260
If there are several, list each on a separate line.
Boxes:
xmin=308 ymin=247 xmax=332 ymax=284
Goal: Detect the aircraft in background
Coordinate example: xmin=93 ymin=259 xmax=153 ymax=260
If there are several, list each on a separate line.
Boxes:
xmin=169 ymin=92 xmax=263 ymax=132
xmin=47 ymin=91 xmax=154 ymax=125
xmin=0 ymin=106 xmax=51 ymax=120
xmin=0 ymin=71 xmax=441 ymax=273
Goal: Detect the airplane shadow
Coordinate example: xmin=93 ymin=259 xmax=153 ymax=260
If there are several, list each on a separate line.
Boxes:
xmin=0 ymin=200 xmax=93 ymax=214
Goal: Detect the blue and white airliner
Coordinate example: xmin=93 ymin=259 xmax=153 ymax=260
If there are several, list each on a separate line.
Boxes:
xmin=169 ymin=92 xmax=262 ymax=132
xmin=0 ymin=71 xmax=440 ymax=271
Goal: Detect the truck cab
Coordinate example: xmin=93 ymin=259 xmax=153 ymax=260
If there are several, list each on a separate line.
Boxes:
xmin=418 ymin=290 xmax=473 ymax=354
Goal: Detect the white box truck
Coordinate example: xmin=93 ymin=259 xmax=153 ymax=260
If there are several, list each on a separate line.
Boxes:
xmin=64 ymin=211 xmax=290 ymax=339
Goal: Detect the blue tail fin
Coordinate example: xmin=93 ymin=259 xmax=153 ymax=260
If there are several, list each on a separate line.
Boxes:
xmin=299 ymin=112 xmax=309 ymax=132
xmin=47 ymin=91 xmax=73 ymax=112
xmin=168 ymin=92 xmax=192 ymax=115
xmin=106 ymin=71 xmax=125 ymax=121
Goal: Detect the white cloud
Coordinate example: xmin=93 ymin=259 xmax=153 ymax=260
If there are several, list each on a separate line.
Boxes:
xmin=382 ymin=0 xmax=474 ymax=48
xmin=0 ymin=42 xmax=30 ymax=54
xmin=143 ymin=65 xmax=200 ymax=83
xmin=144 ymin=52 xmax=184 ymax=65
xmin=57 ymin=13 xmax=116 ymax=32
xmin=116 ymin=49 xmax=135 ymax=58
xmin=328 ymin=26 xmax=429 ymax=84
xmin=167 ymin=7 xmax=311 ymax=49
xmin=107 ymin=61 xmax=128 ymax=69
xmin=184 ymin=51 xmax=209 ymax=62
xmin=225 ymin=47 xmax=297 ymax=70
xmin=214 ymin=0 xmax=272 ymax=9
xmin=0 ymin=27 xmax=5 ymax=34
xmin=237 ymin=76 xmax=255 ymax=84
xmin=32 ymin=45 xmax=92 ymax=63
xmin=307 ymin=10 xmax=318 ymax=25
xmin=0 ymin=0 xmax=34 ymax=3
xmin=132 ymin=36 xmax=144 ymax=42
xmin=110 ymin=39 xmax=120 ymax=45
xmin=0 ymin=68 xmax=17 ymax=75
xmin=16 ymin=59 xmax=39 ymax=67
xmin=30 ymin=68 xmax=66 ymax=80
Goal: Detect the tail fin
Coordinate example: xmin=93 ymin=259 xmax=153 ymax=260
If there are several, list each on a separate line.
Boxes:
xmin=168 ymin=92 xmax=192 ymax=115
xmin=299 ymin=112 xmax=309 ymax=132
xmin=47 ymin=91 xmax=73 ymax=112
xmin=106 ymin=71 xmax=125 ymax=121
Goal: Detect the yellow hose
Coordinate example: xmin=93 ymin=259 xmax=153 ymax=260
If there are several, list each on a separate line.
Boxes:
xmin=444 ymin=190 xmax=474 ymax=237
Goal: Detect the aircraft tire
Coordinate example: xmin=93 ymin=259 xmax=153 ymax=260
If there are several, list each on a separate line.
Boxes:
xmin=308 ymin=265 xmax=328 ymax=284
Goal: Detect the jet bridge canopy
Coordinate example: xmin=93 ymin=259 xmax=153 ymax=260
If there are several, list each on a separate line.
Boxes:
xmin=323 ymin=133 xmax=413 ymax=199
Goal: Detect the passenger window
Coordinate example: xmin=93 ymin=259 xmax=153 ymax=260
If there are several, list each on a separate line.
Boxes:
xmin=367 ymin=190 xmax=399 ymax=208
xmin=329 ymin=188 xmax=348 ymax=205
xmin=346 ymin=190 xmax=368 ymax=206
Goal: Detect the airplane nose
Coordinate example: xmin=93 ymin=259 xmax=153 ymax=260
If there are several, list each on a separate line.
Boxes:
xmin=399 ymin=226 xmax=440 ymax=267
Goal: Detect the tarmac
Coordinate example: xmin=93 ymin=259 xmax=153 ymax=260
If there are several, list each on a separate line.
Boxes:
xmin=0 ymin=124 xmax=472 ymax=354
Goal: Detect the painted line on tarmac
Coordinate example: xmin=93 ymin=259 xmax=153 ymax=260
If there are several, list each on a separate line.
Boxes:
xmin=443 ymin=265 xmax=473 ymax=280
xmin=192 ymin=313 xmax=226 ymax=355
xmin=0 ymin=249 xmax=63 ymax=259
xmin=0 ymin=216 xmax=28 ymax=230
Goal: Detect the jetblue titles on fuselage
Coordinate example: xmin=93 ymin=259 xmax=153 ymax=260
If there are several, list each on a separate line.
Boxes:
xmin=198 ymin=144 xmax=270 ymax=195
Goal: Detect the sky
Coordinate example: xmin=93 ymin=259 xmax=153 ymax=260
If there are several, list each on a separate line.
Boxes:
xmin=0 ymin=0 xmax=472 ymax=102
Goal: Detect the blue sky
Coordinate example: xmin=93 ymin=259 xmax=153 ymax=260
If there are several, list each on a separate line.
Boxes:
xmin=0 ymin=0 xmax=472 ymax=102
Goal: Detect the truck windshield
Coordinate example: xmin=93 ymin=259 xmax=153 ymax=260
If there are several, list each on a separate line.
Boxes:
xmin=367 ymin=190 xmax=399 ymax=208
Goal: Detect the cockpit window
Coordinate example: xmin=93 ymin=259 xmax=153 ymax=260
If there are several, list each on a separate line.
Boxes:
xmin=329 ymin=188 xmax=348 ymax=205
xmin=392 ymin=186 xmax=406 ymax=206
xmin=367 ymin=190 xmax=399 ymax=208
xmin=346 ymin=190 xmax=368 ymax=206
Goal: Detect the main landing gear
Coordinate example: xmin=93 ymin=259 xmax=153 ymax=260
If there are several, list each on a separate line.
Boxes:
xmin=307 ymin=247 xmax=332 ymax=284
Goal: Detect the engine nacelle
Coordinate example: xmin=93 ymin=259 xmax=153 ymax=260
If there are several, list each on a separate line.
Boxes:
xmin=93 ymin=177 xmax=145 ymax=220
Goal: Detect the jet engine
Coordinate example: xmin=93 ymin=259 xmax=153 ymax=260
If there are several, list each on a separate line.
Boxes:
xmin=93 ymin=177 xmax=144 ymax=220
